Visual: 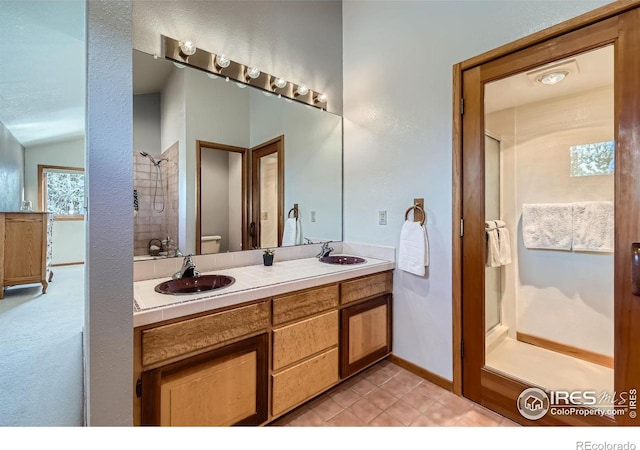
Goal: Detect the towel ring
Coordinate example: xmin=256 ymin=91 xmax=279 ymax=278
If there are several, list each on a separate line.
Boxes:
xmin=287 ymin=206 xmax=298 ymax=219
xmin=404 ymin=204 xmax=426 ymax=226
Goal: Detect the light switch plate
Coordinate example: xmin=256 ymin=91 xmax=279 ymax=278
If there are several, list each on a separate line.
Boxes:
xmin=311 ymin=211 xmax=316 ymax=222
xmin=378 ymin=210 xmax=387 ymax=225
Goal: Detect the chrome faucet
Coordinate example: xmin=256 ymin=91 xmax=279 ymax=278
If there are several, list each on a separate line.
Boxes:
xmin=173 ymin=254 xmax=199 ymax=279
xmin=316 ymin=241 xmax=334 ymax=258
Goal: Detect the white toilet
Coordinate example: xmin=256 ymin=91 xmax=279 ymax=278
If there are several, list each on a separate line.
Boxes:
xmin=201 ymin=235 xmax=222 ymax=254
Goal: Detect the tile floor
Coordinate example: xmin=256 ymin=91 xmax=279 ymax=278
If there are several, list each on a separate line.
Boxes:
xmin=270 ymin=359 xmax=520 ymax=427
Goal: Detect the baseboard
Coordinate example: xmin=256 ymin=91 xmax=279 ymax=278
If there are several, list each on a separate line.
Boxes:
xmin=52 ymin=261 xmax=84 ymax=267
xmin=388 ymin=354 xmax=453 ymax=391
xmin=517 ymin=332 xmax=613 ymax=369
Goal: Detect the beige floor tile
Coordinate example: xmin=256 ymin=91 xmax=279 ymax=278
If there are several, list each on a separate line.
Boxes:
xmin=459 ymin=411 xmax=499 ymax=426
xmin=287 ymin=409 xmax=326 ymax=426
xmin=385 ymin=400 xmax=421 ymax=426
xmin=368 ymin=411 xmax=404 ymax=426
xmin=351 ymin=377 xmax=377 ymax=396
xmin=436 ymin=390 xmax=475 ymax=415
xmin=329 ymin=387 xmax=361 ymax=408
xmin=348 ymin=397 xmax=383 ymax=424
xmin=364 ymin=386 xmax=399 ymax=410
xmin=365 ymin=368 xmax=395 ymax=386
xmin=379 ymin=377 xmax=413 ymax=398
xmin=393 ymin=369 xmax=424 ymax=390
xmin=307 ymin=394 xmax=344 ymax=421
xmin=410 ymin=381 xmax=447 ymax=401
xmin=420 ymin=402 xmax=466 ymax=426
xmin=327 ymin=409 xmax=365 ymax=426
xmin=398 ymin=389 xmax=437 ymax=413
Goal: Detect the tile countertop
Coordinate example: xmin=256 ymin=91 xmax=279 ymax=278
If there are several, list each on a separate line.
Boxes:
xmin=133 ymin=255 xmax=395 ymax=327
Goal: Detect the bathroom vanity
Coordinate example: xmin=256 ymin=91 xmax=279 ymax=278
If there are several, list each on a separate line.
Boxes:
xmin=132 ymin=255 xmax=394 ymax=426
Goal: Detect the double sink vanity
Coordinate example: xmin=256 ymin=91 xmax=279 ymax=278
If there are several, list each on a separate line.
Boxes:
xmin=133 ymin=243 xmax=395 ymax=426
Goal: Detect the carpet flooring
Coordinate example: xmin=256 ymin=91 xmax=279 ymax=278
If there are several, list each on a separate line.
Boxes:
xmin=0 ymin=265 xmax=85 ymax=426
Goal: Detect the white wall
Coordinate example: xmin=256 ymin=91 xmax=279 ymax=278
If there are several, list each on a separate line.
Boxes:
xmin=184 ymin=69 xmax=250 ymax=254
xmin=487 ymin=86 xmax=614 ymax=356
xmin=342 ymin=0 xmax=610 ymax=380
xmin=250 ymin=91 xmax=343 ymax=244
xmin=0 ymin=120 xmax=24 ymax=211
xmin=86 ymin=0 xmax=133 ymax=426
xmin=133 ymin=93 xmax=161 ymax=155
xmin=201 ymin=149 xmax=230 ymax=253
xmin=133 ymin=0 xmax=343 ymax=115
xmin=24 ymin=137 xmax=85 ymax=265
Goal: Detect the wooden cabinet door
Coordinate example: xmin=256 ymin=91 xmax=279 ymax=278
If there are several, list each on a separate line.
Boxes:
xmin=340 ymin=295 xmax=392 ymax=378
xmin=141 ymin=334 xmax=268 ymax=426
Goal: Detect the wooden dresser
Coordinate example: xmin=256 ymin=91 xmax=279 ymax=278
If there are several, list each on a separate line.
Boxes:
xmin=0 ymin=212 xmax=54 ymax=299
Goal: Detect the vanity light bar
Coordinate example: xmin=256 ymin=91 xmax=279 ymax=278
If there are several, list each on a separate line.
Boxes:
xmin=162 ymin=35 xmax=328 ymax=110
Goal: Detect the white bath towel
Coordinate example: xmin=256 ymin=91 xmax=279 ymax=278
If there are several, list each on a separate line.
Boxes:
xmin=398 ymin=220 xmax=429 ymax=276
xmin=485 ymin=221 xmax=501 ymax=267
xmin=522 ymin=203 xmax=573 ymax=250
xmin=494 ymin=220 xmax=512 ymax=265
xmin=572 ymin=201 xmax=614 ymax=252
xmin=282 ymin=218 xmax=300 ymax=246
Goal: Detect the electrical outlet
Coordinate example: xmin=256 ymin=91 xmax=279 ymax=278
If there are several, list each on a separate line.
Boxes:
xmin=261 ymin=212 xmax=268 ymax=220
xmin=378 ymin=210 xmax=387 ymax=225
xmin=311 ymin=211 xmax=316 ymax=222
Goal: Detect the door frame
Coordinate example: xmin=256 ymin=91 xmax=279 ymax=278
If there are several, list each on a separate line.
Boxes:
xmin=196 ymin=140 xmax=249 ymax=254
xmin=250 ymin=135 xmax=284 ymax=249
xmin=452 ymin=0 xmax=640 ymax=426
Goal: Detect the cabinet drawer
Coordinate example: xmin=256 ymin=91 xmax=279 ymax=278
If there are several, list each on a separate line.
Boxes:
xmin=340 ymin=271 xmax=393 ymax=305
xmin=272 ymin=310 xmax=338 ymax=370
xmin=272 ymin=347 xmax=339 ymax=416
xmin=142 ymin=301 xmax=270 ymax=367
xmin=272 ymin=284 xmax=338 ymax=325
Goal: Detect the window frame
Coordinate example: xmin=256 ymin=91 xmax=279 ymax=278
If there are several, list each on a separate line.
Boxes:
xmin=38 ymin=164 xmax=86 ymax=221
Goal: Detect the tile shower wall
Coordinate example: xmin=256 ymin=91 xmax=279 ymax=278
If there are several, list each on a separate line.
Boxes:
xmin=133 ymin=142 xmax=179 ymax=256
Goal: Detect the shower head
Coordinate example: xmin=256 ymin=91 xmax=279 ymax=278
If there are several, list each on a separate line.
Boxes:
xmin=139 ymin=151 xmax=158 ymax=166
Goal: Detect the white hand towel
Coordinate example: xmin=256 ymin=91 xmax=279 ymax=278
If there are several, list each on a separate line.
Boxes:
xmin=494 ymin=220 xmax=512 ymax=265
xmin=485 ymin=221 xmax=501 ymax=267
xmin=282 ymin=218 xmax=298 ymax=246
xmin=572 ymin=201 xmax=614 ymax=252
xmin=522 ymin=203 xmax=573 ymax=250
xmin=398 ymin=220 xmax=429 ymax=276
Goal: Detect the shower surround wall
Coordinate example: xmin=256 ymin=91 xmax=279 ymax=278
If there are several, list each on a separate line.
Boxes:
xmin=486 ymin=84 xmax=614 ymax=357
xmin=133 ymin=143 xmax=179 ymax=256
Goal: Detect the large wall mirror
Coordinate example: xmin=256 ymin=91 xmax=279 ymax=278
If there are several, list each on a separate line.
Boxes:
xmin=132 ymin=50 xmax=343 ymax=258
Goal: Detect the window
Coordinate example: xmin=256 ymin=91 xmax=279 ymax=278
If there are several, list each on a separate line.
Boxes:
xmin=569 ymin=140 xmax=615 ymax=177
xmin=38 ymin=165 xmax=85 ymax=220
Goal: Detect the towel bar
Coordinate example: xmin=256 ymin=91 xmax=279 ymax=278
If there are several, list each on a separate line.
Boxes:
xmin=405 ymin=204 xmax=426 ymax=226
xmin=287 ymin=203 xmax=299 ymax=219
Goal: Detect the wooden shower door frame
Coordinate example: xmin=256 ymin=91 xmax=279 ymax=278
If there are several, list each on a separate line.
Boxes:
xmin=452 ymin=1 xmax=640 ymax=426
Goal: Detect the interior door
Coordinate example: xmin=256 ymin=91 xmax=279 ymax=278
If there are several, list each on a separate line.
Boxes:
xmin=460 ymin=8 xmax=640 ymax=426
xmin=250 ymin=136 xmax=284 ymax=249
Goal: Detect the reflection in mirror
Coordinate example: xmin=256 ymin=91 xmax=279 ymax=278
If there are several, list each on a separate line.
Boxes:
xmin=133 ymin=50 xmax=343 ymax=259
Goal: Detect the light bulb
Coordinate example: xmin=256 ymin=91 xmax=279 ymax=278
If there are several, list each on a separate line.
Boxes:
xmin=207 ymin=73 xmax=218 ymax=79
xmin=537 ymin=70 xmax=568 ymax=85
xmin=273 ymin=77 xmax=287 ymax=89
xmin=173 ymin=62 xmax=186 ymax=69
xmin=246 ymin=66 xmax=261 ymax=80
xmin=180 ymin=41 xmax=196 ymax=56
xmin=236 ymin=82 xmax=247 ymax=89
xmin=295 ymin=85 xmax=309 ymax=96
xmin=315 ymin=93 xmax=327 ymax=103
xmin=215 ymin=54 xmax=231 ymax=69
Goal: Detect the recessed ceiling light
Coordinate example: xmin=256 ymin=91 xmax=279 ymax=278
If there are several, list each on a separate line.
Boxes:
xmin=537 ymin=70 xmax=569 ymax=85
